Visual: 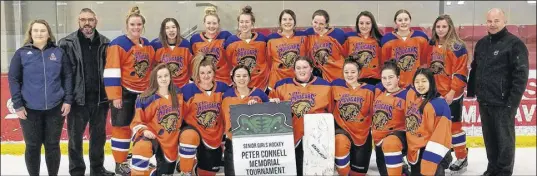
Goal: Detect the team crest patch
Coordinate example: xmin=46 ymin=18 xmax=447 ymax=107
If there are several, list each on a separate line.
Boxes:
xmin=397 ymin=54 xmax=417 ymax=72
xmin=372 ymin=111 xmax=390 ymax=130
xmin=131 ymin=52 xmax=150 ymax=78
xmin=238 ymin=56 xmax=258 ymax=74
xmin=312 ymin=42 xmax=332 ymax=66
xmin=279 ymin=51 xmax=298 ymax=69
xmin=162 ymin=54 xmax=185 ymax=78
xmin=430 ymin=60 xmax=446 ymax=75
xmin=405 ymin=115 xmax=420 ymax=135
xmin=339 ymin=103 xmax=361 ymax=122
xmin=290 ymin=92 xmax=316 ymax=119
xmin=350 ymin=51 xmax=374 ymax=68
xmin=196 ymin=102 xmax=221 ymax=129
xmin=49 ymin=53 xmax=57 ymax=61
xmin=158 ymin=113 xmax=179 ymax=134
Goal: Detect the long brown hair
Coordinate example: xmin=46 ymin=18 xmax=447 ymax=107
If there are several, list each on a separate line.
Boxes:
xmin=139 ymin=63 xmax=179 ymax=110
xmin=431 ymin=14 xmax=466 ymax=51
xmin=159 ymin=18 xmax=182 ymax=48
xmin=356 ymin=11 xmax=383 ymax=41
xmin=191 ymin=53 xmax=216 ymax=82
xmin=23 ymin=19 xmax=55 ymax=44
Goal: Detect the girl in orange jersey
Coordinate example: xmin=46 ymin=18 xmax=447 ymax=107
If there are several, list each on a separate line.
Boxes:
xmin=177 ymin=53 xmax=230 ymax=176
xmin=103 ymin=6 xmax=155 ymax=175
xmin=331 ymin=59 xmax=376 ymax=176
xmin=130 ymin=63 xmax=184 ymax=176
xmin=427 ymin=14 xmax=469 ymax=172
xmin=190 ymin=7 xmax=233 ymax=84
xmin=269 ymin=56 xmax=332 ymax=176
xmin=343 ymin=11 xmax=384 ymax=85
xmin=384 ymin=68 xmax=453 ymax=175
xmin=266 ymin=9 xmax=308 ymax=91
xmin=380 ymin=9 xmax=429 ymax=88
xmin=373 ymin=60 xmax=410 ymax=176
xmin=151 ymin=18 xmax=193 ymax=88
xmin=305 ymin=9 xmax=347 ymax=82
xmin=224 ymin=6 xmax=269 ymax=91
xmin=221 ymin=65 xmax=270 ymax=176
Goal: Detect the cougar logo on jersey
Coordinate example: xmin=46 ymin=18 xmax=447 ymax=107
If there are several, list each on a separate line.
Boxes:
xmin=132 ymin=52 xmax=150 ymax=78
xmin=313 ymin=42 xmax=332 ymax=65
xmin=394 ymin=47 xmax=418 ymax=71
xmin=157 ymin=105 xmax=179 ymax=134
xmin=290 ymin=92 xmax=316 ymax=118
xmin=405 ymin=115 xmax=420 ymax=135
xmin=196 ymin=102 xmax=221 ymax=128
xmin=338 ymin=94 xmax=364 ymax=122
xmin=161 ymin=54 xmax=185 ymax=77
xmin=430 ymin=61 xmax=446 ymax=75
xmin=372 ymin=111 xmax=390 ymax=130
xmin=237 ymin=48 xmax=258 ymax=73
xmin=351 ymin=43 xmax=376 ymax=67
xmin=277 ymin=44 xmax=300 ymax=68
xmin=199 ymin=46 xmax=221 ymax=63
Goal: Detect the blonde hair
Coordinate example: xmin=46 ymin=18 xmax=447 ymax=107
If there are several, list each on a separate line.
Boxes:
xmin=204 ymin=6 xmax=220 ymax=23
xmin=191 ymin=53 xmax=216 ymax=82
xmin=126 ymin=6 xmax=146 ymax=26
xmin=431 ymin=14 xmax=465 ymax=51
xmin=23 ymin=19 xmax=55 ymax=44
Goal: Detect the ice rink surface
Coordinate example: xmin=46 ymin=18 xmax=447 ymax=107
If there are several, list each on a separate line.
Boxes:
xmin=2 ymin=148 xmax=536 ymax=175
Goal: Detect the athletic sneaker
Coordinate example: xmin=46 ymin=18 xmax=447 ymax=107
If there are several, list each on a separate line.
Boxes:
xmin=115 ymin=162 xmax=131 ymax=176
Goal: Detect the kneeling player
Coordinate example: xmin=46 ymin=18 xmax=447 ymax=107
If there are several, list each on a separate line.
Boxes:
xmin=331 ymin=59 xmax=376 ymax=176
xmin=130 ymin=64 xmax=185 ymax=175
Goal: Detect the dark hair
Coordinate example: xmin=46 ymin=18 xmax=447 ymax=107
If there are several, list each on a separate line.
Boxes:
xmin=356 ymin=11 xmax=383 ymax=41
xmin=393 ymin=9 xmax=412 ymax=22
xmin=312 ymin=9 xmax=330 ymax=26
xmin=381 ymin=59 xmax=401 ymax=76
xmin=237 ymin=5 xmax=255 ymax=24
xmin=80 ymin=8 xmax=95 ymax=15
xmin=294 ymin=56 xmax=315 ymax=69
xmin=159 ymin=18 xmax=182 ymax=48
xmin=412 ymin=68 xmax=439 ymax=114
xmin=344 ymin=57 xmax=363 ymax=71
xmin=231 ymin=65 xmax=251 ymax=83
xmin=279 ymin=9 xmax=297 ymax=30
xmin=140 ymin=63 xmax=179 ymax=110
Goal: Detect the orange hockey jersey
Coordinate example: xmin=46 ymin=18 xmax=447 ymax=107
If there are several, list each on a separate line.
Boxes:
xmin=131 ymin=90 xmax=185 ymax=162
xmin=151 ymin=38 xmax=193 ymax=88
xmin=371 ymin=83 xmax=408 ymax=146
xmin=224 ymin=32 xmax=269 ymax=90
xmin=104 ymin=35 xmax=155 ymax=100
xmin=190 ymin=31 xmax=233 ymax=84
xmin=182 ymin=81 xmax=229 ymax=148
xmin=305 ymin=27 xmax=347 ymax=82
xmin=266 ymin=31 xmax=308 ymax=90
xmin=380 ymin=30 xmax=429 ymax=88
xmin=269 ymin=77 xmax=332 ymax=144
xmin=331 ymin=79 xmax=375 ymax=146
xmin=343 ymin=32 xmax=382 ymax=80
xmin=405 ymin=88 xmax=452 ymax=175
xmin=426 ymin=41 xmax=468 ymax=99
xmin=222 ymin=87 xmax=269 ymax=139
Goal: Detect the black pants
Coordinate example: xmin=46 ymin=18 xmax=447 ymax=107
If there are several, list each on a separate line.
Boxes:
xmin=479 ymin=104 xmax=516 ymax=175
xmin=375 ymin=131 xmax=407 ymax=176
xmin=67 ymin=102 xmax=109 ymax=175
xmin=19 ymin=104 xmax=64 ymax=176
xmin=295 ymin=141 xmax=304 ymax=176
xmin=224 ymin=138 xmax=234 ymax=176
xmin=335 ymin=128 xmax=373 ymax=174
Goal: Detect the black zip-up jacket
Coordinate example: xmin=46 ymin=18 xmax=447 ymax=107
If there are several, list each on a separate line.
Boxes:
xmin=58 ymin=30 xmax=110 ymax=106
xmin=467 ymin=27 xmax=529 ymax=107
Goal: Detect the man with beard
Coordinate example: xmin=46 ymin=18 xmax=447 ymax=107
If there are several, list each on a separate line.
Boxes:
xmin=58 ymin=8 xmax=114 ymax=176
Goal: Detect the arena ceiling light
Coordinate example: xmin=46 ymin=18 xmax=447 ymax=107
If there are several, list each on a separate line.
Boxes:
xmin=457 ymin=1 xmax=465 ymax=5
xmin=446 ymin=1 xmax=452 ymax=5
xmin=528 ymin=1 xmax=536 ymax=4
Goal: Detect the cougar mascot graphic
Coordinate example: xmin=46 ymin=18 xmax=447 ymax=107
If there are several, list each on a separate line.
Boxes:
xmin=397 ymin=55 xmax=416 ymax=71
xmin=280 ymin=51 xmax=298 ymax=68
xmin=405 ymin=115 xmax=420 ymax=135
xmin=314 ymin=49 xmax=329 ymax=65
xmin=291 ymin=101 xmax=312 ymax=118
xmin=430 ymin=61 xmax=446 ymax=75
xmin=372 ymin=111 xmax=389 ymax=130
xmin=197 ymin=111 xmax=218 ymax=129
xmin=159 ymin=114 xmax=179 ymax=133
xmin=167 ymin=63 xmax=182 ymax=77
xmin=339 ymin=104 xmax=361 ymax=122
xmin=239 ymin=56 xmax=257 ymax=73
xmin=133 ymin=60 xmax=149 ymax=78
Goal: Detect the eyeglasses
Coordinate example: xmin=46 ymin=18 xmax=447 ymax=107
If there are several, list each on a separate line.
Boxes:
xmin=79 ymin=18 xmax=96 ymax=23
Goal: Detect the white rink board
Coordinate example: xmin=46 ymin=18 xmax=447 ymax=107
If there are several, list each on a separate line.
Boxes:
xmin=302 ymin=113 xmax=335 ymax=175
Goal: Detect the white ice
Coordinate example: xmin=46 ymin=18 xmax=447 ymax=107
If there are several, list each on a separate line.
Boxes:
xmin=1 ymin=148 xmax=536 ymax=175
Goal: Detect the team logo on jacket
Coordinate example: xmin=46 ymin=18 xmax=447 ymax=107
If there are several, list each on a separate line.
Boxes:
xmin=196 ymin=102 xmax=221 ymax=129
xmin=132 ymin=51 xmax=150 ymax=78
xmin=372 ymin=101 xmax=393 ymax=130
xmin=338 ymin=94 xmax=364 ymax=122
xmin=162 ymin=54 xmax=185 ymax=78
xmin=199 ymin=47 xmax=221 ymax=63
xmin=49 ymin=53 xmax=57 ymax=61
xmin=312 ymin=42 xmax=333 ymax=65
xmin=157 ymin=105 xmax=180 ymax=134
xmin=290 ymin=92 xmax=316 ymax=119
xmin=430 ymin=52 xmax=446 ymax=75
xmin=236 ymin=48 xmax=259 ymax=74
xmin=405 ymin=103 xmax=422 ymax=135
xmin=394 ymin=47 xmax=418 ymax=71
xmin=277 ymin=44 xmax=300 ymax=68
xmin=350 ymin=43 xmax=376 ymax=68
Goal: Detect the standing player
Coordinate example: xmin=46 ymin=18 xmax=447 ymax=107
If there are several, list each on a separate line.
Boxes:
xmin=427 ymin=14 xmax=469 ymax=173
xmin=267 ymin=9 xmax=308 ymax=91
xmin=305 ymin=9 xmax=347 ymax=82
xmin=373 ymin=60 xmax=409 ymax=176
xmin=103 ymin=6 xmax=155 ymax=175
xmin=177 ymin=53 xmax=229 ymax=176
xmin=190 ymin=7 xmax=233 ymax=85
xmin=269 ymin=56 xmax=332 ymax=176
xmin=221 ymin=65 xmax=270 ymax=176
xmin=332 ymin=59 xmax=375 ymax=176
xmin=151 ymin=18 xmax=193 ymax=88
xmin=224 ymin=6 xmax=269 ymax=91
xmin=380 ymin=9 xmax=429 ymax=88
xmin=130 ymin=63 xmax=184 ymax=175
xmin=343 ymin=11 xmax=383 ymax=85
xmin=390 ymin=68 xmax=452 ymax=175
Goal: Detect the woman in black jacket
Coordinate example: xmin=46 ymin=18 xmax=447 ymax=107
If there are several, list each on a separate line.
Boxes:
xmin=8 ymin=19 xmax=73 ymax=176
